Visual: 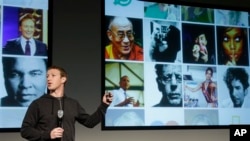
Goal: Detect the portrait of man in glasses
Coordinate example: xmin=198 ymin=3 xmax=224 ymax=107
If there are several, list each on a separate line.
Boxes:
xmin=105 ymin=16 xmax=143 ymax=61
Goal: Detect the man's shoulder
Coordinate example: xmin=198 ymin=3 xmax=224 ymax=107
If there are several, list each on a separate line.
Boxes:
xmin=7 ymin=37 xmax=20 ymax=41
xmin=0 ymin=96 xmax=19 ymax=106
xmin=111 ymin=89 xmax=121 ymax=94
xmin=132 ymin=44 xmax=143 ymax=60
xmin=134 ymin=44 xmax=143 ymax=53
xmin=34 ymin=39 xmax=47 ymax=46
xmin=134 ymin=44 xmax=143 ymax=49
xmin=5 ymin=38 xmax=20 ymax=44
xmin=34 ymin=39 xmax=45 ymax=43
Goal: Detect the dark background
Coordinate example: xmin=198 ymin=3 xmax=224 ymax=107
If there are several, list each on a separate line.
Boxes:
xmin=2 ymin=0 xmax=250 ymax=140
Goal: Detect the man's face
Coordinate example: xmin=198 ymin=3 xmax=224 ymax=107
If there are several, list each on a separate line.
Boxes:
xmin=229 ymin=79 xmax=246 ymax=107
xmin=47 ymin=69 xmax=66 ymax=91
xmin=119 ymin=76 xmax=130 ymax=90
xmin=108 ymin=18 xmax=134 ymax=58
xmin=157 ymin=65 xmax=182 ymax=105
xmin=5 ymin=58 xmax=47 ymax=106
xmin=222 ymin=28 xmax=243 ymax=62
xmin=197 ymin=34 xmax=207 ymax=47
xmin=19 ymin=19 xmax=35 ymax=40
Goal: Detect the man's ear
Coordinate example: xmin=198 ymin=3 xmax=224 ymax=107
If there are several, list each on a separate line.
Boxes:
xmin=156 ymin=78 xmax=163 ymax=92
xmin=62 ymin=77 xmax=67 ymax=83
xmin=107 ymin=30 xmax=113 ymax=41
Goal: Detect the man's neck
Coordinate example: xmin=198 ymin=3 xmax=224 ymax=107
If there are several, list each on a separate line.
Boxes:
xmin=50 ymin=88 xmax=64 ymax=98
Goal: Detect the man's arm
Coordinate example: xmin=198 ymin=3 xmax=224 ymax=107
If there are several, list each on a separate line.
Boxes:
xmin=76 ymin=101 xmax=109 ymax=128
xmin=20 ymin=102 xmax=51 ymax=140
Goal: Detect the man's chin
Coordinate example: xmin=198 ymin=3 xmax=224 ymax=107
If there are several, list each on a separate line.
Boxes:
xmin=16 ymin=95 xmax=36 ymax=106
xmin=169 ymin=99 xmax=182 ymax=105
xmin=17 ymin=101 xmax=32 ymax=107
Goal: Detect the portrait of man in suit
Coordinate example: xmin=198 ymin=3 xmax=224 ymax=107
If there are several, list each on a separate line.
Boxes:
xmin=2 ymin=13 xmax=47 ymax=56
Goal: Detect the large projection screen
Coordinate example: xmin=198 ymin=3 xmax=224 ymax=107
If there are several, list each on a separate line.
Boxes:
xmin=102 ymin=0 xmax=250 ymax=129
xmin=0 ymin=0 xmax=51 ymax=132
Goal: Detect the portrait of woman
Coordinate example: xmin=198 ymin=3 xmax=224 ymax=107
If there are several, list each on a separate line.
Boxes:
xmin=217 ymin=26 xmax=249 ymax=66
